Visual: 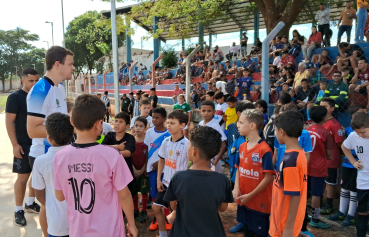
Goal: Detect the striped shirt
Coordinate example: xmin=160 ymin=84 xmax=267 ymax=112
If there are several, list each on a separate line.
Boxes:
xmin=101 ymin=96 xmax=110 ymax=109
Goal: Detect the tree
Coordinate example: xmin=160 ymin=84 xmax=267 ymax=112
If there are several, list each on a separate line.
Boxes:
xmin=19 ymin=47 xmax=46 ymax=76
xmin=161 ymin=48 xmax=178 ymax=68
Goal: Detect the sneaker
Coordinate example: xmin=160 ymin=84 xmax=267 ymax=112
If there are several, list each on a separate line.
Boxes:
xmin=149 ymin=218 xmax=158 ymax=231
xmin=320 ymin=203 xmax=332 ymax=215
xmin=342 ymin=214 xmax=355 ymax=226
xmin=24 ymin=202 xmax=40 ymax=213
xmin=165 ymin=219 xmax=172 ymax=231
xmin=134 ymin=210 xmax=140 ymax=219
xmin=328 ymin=211 xmax=346 ymax=221
xmin=14 ymin=210 xmax=26 ymax=226
xmin=229 ymin=223 xmax=245 ymax=233
xmin=139 ymin=211 xmax=147 ymax=223
xmin=309 ymin=219 xmax=330 ymax=229
xmin=299 ymin=230 xmax=315 ymax=237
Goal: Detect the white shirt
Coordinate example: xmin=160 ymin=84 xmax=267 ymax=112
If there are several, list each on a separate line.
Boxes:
xmin=158 ymin=136 xmax=189 ymax=187
xmin=102 ymin=122 xmax=114 ymax=135
xmin=343 ymin=132 xmax=369 ymax=189
xmin=130 ymin=115 xmax=153 ymax=129
xmin=215 ymin=103 xmax=228 ymax=131
xmin=144 ymin=127 xmax=170 ymax=172
xmin=216 ymin=81 xmax=228 ymax=95
xmin=315 ymin=8 xmax=330 ymax=25
xmin=229 ymin=46 xmax=240 ymax=54
xmin=27 ymin=77 xmax=67 ymax=158
xmin=273 ymin=56 xmax=282 ymax=66
xmin=32 ymin=146 xmax=69 ymax=236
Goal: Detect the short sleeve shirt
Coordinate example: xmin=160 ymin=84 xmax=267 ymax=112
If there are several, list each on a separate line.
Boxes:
xmin=130 ymin=115 xmax=153 ymax=129
xmin=359 ymin=67 xmax=369 ymax=83
xmin=323 ymin=118 xmax=344 ymax=168
xmin=215 ymin=102 xmax=228 ymax=116
xmin=132 ymin=142 xmax=148 ymax=170
xmin=342 ymin=127 xmax=358 ymax=169
xmin=102 ymin=132 xmax=136 ymax=159
xmin=120 ymin=97 xmax=130 ymax=110
xmin=150 ymin=95 xmax=158 ymax=108
xmin=144 ymin=128 xmax=170 ymax=172
xmin=237 ymin=77 xmax=254 ymax=93
xmin=173 ymin=103 xmax=192 ymax=114
xmin=358 ymin=0 xmax=369 ymax=9
xmin=225 ymin=107 xmax=238 ymax=129
xmin=280 ymin=55 xmax=296 ymax=67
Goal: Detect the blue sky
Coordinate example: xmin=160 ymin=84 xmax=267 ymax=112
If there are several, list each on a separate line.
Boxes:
xmin=1 ymin=0 xmax=352 ymax=51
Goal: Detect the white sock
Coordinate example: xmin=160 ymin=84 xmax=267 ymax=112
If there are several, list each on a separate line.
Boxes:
xmin=312 ymin=208 xmax=320 ymax=220
xmin=339 ymin=189 xmax=350 ymax=214
xmin=159 ymin=231 xmax=167 ymax=237
xmin=15 ymin=206 xmax=23 ymax=212
xmin=26 ymin=197 xmax=35 ymax=206
xmin=348 ymin=191 xmax=357 ymax=217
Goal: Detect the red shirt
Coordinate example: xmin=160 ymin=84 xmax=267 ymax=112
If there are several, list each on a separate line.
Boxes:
xmin=307 ymin=32 xmax=322 ymax=45
xmin=306 ymin=124 xmax=334 ymax=177
xmin=280 ymin=55 xmax=296 ymax=67
xmin=235 ymin=139 xmax=275 ymax=214
xmin=323 ymin=118 xmax=344 ymax=169
xmin=132 ymin=142 xmax=148 ymax=170
xmin=359 ymin=66 xmax=369 ymax=83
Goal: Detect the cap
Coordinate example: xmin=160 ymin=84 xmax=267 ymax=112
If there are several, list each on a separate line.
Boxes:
xmin=306 ymin=63 xmax=317 ymax=69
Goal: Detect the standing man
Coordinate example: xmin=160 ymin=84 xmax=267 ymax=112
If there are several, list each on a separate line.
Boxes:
xmin=337 ymin=2 xmax=356 ymax=44
xmin=240 ymin=32 xmax=248 ymax=57
xmin=315 ymin=3 xmax=331 ymax=47
xmin=355 ymin=0 xmax=369 ymax=43
xmin=149 ymin=88 xmax=158 ymax=115
xmin=27 ymin=46 xmax=74 ymax=236
xmin=6 ymin=68 xmax=39 ymax=226
xmin=120 ymin=93 xmax=130 ymax=113
xmin=101 ymin=90 xmax=111 ymax=122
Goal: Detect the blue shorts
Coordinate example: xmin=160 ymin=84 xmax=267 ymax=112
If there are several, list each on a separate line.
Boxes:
xmin=237 ymin=205 xmax=270 ymax=236
xmin=148 ymin=171 xmax=163 ymax=198
xmin=308 ymin=176 xmax=326 ymax=197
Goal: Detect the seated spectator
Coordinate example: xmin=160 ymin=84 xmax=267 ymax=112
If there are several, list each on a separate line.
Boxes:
xmin=311 ymin=49 xmax=332 ymax=72
xmin=274 ymin=67 xmax=294 ymax=96
xmin=214 ymin=45 xmax=224 ymax=61
xmin=254 ymin=38 xmax=262 ymax=48
xmin=277 ymin=35 xmax=291 ymax=53
xmin=180 ymin=47 xmax=186 ymax=57
xmin=349 ymin=59 xmax=369 ymax=108
xmin=172 ymin=84 xmax=184 ymax=103
xmin=306 ymin=63 xmax=325 ymax=93
xmin=302 ymin=26 xmax=322 ymax=62
xmin=324 ymin=71 xmax=349 ymax=111
xmin=250 ymin=44 xmax=262 ymax=56
xmin=273 ymin=36 xmax=284 ymax=52
xmin=337 ymin=42 xmax=365 ymax=71
xmin=312 ymin=80 xmax=328 ymax=106
xmin=199 ymin=65 xmax=208 ymax=81
xmin=212 ymin=49 xmax=221 ymax=63
xmin=272 ymin=52 xmax=282 ymax=67
xmin=215 ymin=78 xmax=228 ymax=97
xmin=204 ymin=48 xmax=212 ymax=66
xmin=342 ymin=66 xmax=354 ymax=85
xmin=225 ymin=60 xmax=231 ymax=71
xmin=140 ymin=63 xmax=147 ymax=71
xmin=226 ymin=42 xmax=240 ymax=61
xmin=279 ymin=50 xmax=296 ymax=71
xmin=289 ymin=30 xmax=305 ymax=58
xmin=243 ymin=55 xmax=256 ymax=72
xmin=295 ymin=79 xmax=316 ymax=111
xmin=210 ymin=64 xmax=227 ymax=83
xmin=293 ymin=62 xmax=309 ymax=90
xmin=228 ymin=61 xmax=238 ymax=74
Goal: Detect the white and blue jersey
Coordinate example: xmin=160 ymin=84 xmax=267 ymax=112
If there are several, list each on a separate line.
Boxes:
xmin=27 ymin=76 xmax=67 ymax=158
xmin=144 ymin=127 xmax=170 ymax=172
xmin=342 ymin=127 xmax=358 ymax=169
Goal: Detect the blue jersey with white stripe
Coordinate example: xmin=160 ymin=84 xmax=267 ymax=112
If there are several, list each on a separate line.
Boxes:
xmin=144 ymin=127 xmax=170 ymax=172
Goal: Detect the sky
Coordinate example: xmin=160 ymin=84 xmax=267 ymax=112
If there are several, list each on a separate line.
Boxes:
xmin=1 ymin=0 xmax=352 ymax=52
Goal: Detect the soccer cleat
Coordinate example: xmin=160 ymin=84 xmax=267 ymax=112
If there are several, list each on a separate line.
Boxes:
xmin=342 ymin=214 xmax=355 ymax=226
xmin=299 ymin=230 xmax=315 ymax=237
xmin=165 ymin=219 xmax=172 ymax=231
xmin=24 ymin=202 xmax=40 ymax=213
xmin=149 ymin=218 xmax=158 ymax=231
xmin=229 ymin=223 xmax=245 ymax=233
xmin=14 ymin=210 xmax=26 ymax=226
xmin=309 ymin=219 xmax=330 ymax=229
xmin=134 ymin=210 xmax=140 ymax=219
xmin=328 ymin=211 xmax=346 ymax=221
xmin=147 ymin=197 xmax=153 ymax=209
xmin=139 ymin=211 xmax=147 ymax=223
xmin=320 ymin=203 xmax=332 ymax=215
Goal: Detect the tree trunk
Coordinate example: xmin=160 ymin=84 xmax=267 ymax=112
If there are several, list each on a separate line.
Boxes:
xmin=10 ymin=72 xmax=13 ymax=91
xmin=1 ymin=78 xmax=5 ymax=93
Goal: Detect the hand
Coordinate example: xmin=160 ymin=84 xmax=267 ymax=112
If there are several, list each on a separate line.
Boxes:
xmin=152 ymin=161 xmax=158 ymax=171
xmin=119 ymin=141 xmax=126 ymax=151
xmin=355 ymin=85 xmax=362 ymax=92
xmin=281 ymin=228 xmax=293 ymax=237
xmin=213 ymin=158 xmax=219 ymax=167
xmin=354 ymin=67 xmax=360 ymax=74
xmin=236 ymin=194 xmax=253 ymax=205
xmin=13 ymin=144 xmax=24 ymax=159
xmin=354 ymin=160 xmax=364 ymax=170
xmin=157 ymin=180 xmax=165 ymax=192
xmin=232 ymin=188 xmax=241 ymax=201
xmin=167 ymin=211 xmax=176 ymax=224
xmin=126 ymin=223 xmax=138 ymax=237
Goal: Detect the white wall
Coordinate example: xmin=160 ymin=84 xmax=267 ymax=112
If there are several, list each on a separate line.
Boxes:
xmin=0 ymin=79 xmax=22 ymax=92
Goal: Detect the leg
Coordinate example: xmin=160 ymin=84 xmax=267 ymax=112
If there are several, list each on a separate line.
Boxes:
xmin=39 ymin=205 xmax=48 ymax=237
xmin=347 ymin=26 xmax=352 ymax=44
xmin=153 ymin=204 xmax=166 ymax=234
xmin=350 ymin=84 xmax=359 ymax=104
xmin=337 ymin=26 xmax=345 ymax=45
xmin=311 ymin=55 xmax=318 ymax=64
xmin=356 ymin=189 xmax=369 ymax=237
xmin=325 ymin=64 xmax=337 ymax=76
xmin=14 ymin=173 xmax=31 ymax=207
xmin=319 ymin=63 xmax=330 ymax=72
xmin=306 ymin=45 xmax=316 ymax=60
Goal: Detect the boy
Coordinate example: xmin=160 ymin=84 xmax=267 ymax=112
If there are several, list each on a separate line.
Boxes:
xmin=199 ymin=100 xmax=227 ymax=173
xmin=224 ymin=96 xmax=238 ymax=130
xmin=153 ymin=110 xmax=189 ymax=237
xmin=132 ymin=117 xmax=150 ymax=223
xmin=206 ymin=90 xmax=216 ymax=103
xmin=53 ymin=94 xmax=137 ymax=237
xmin=305 ymin=106 xmax=333 ymax=229
xmin=234 ymin=86 xmax=240 ymax=99
xmin=131 ymin=99 xmax=153 ymax=135
xmin=280 ymin=83 xmax=290 ymax=96
xmin=163 ymin=126 xmax=233 ymax=237
xmin=173 ymin=94 xmax=192 ymax=138
xmin=120 ymin=93 xmax=131 ymax=113
xmin=264 ymin=105 xmax=281 ymax=152
xmin=233 ymin=109 xmax=275 ymax=237
xmin=215 ymin=91 xmax=229 ymax=131
xmin=269 ymin=111 xmax=307 ymax=237
xmin=320 ymin=97 xmax=345 ymax=215
xmin=32 ymin=113 xmax=73 ymax=237
xmin=133 ymin=91 xmax=142 ymax=117
xmin=234 ymin=69 xmax=255 ymax=101
xmin=149 ymin=88 xmax=158 ymax=111
xmin=329 ymin=105 xmax=367 ymax=226
xmin=144 ymin=107 xmax=170 ymax=231
xmin=342 ymin=112 xmax=369 ymax=237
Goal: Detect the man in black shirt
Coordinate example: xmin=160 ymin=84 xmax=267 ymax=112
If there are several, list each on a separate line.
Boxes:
xmin=5 ymin=68 xmax=39 ymax=226
xmin=149 ymin=87 xmax=158 ymax=112
xmin=296 ymin=79 xmax=316 ymax=110
xmin=120 ymin=93 xmax=131 ymax=113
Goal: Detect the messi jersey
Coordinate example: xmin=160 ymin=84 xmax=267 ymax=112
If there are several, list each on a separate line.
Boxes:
xmin=144 ymin=127 xmax=170 ymax=172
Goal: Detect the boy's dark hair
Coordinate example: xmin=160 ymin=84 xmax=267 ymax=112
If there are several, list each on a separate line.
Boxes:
xmin=135 ymin=116 xmax=148 ymax=127
xmin=150 ymin=87 xmax=156 ymax=91
xmin=359 ymin=58 xmax=368 ymax=64
xmin=274 ymin=105 xmax=281 ymax=114
xmin=168 ymin=109 xmax=188 ymax=125
xmin=309 ymin=106 xmax=327 ymax=123
xmin=67 ymin=101 xmax=74 ymax=113
xmin=301 ymin=79 xmax=308 ymax=83
xmin=282 ymin=83 xmax=289 ymax=86
xmin=201 ymin=100 xmax=215 ymax=110
xmin=255 ymin=99 xmax=268 ymax=113
xmin=152 ymin=107 xmax=167 ymax=118
xmin=333 ymin=71 xmax=342 ymax=76
xmin=241 ymin=109 xmax=264 ymax=130
xmin=214 ymin=91 xmax=224 ymax=100
xmin=243 ymin=68 xmax=251 ymax=73
xmin=104 ymin=91 xmax=108 ymax=95
xmin=115 ymin=112 xmax=130 ymax=125
xmin=129 ymin=92 xmax=134 ymax=95
xmin=319 ymin=80 xmax=328 ymax=86
xmin=139 ymin=98 xmax=151 ymax=106
xmin=275 ymin=111 xmax=304 ymax=138
xmin=280 ymin=103 xmax=298 ymax=112
xmin=341 ymin=66 xmax=351 ymax=72
xmin=46 ymin=46 xmax=74 ymax=70
xmin=320 ymin=97 xmax=336 ymax=108
xmin=22 ymin=68 xmax=38 ymax=76
xmin=189 ymin=126 xmax=221 ymax=160
xmin=226 ymin=96 xmax=237 ymax=103
xmin=282 ymin=50 xmax=289 ymax=55
xmin=72 ymin=94 xmax=106 ymax=131
xmin=279 ymin=93 xmax=292 ymax=105
xmin=206 ymin=91 xmax=215 ymax=97
xmin=235 ymin=101 xmax=255 ymax=113
xmin=348 ymin=105 xmax=367 ymax=116
xmin=46 ymin=112 xmax=74 ymax=146
xmin=351 ymin=112 xmax=369 ymax=129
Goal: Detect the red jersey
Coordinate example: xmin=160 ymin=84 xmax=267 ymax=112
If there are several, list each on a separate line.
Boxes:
xmin=359 ymin=66 xmax=369 ymax=83
xmin=280 ymin=55 xmax=296 ymax=67
xmin=235 ymin=139 xmax=275 ymax=214
xmin=323 ymin=118 xmax=344 ymax=169
xmin=132 ymin=142 xmax=148 ymax=170
xmin=306 ymin=124 xmax=334 ymax=177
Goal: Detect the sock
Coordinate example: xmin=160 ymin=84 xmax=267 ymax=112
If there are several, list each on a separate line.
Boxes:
xmin=159 ymin=231 xmax=167 ymax=237
xmin=164 ymin=207 xmax=170 ymax=218
xmin=312 ymin=208 xmax=320 ymax=223
xmin=152 ymin=198 xmax=156 ymax=220
xmin=26 ymin=197 xmax=35 ymax=206
xmin=356 ymin=214 xmax=369 ymax=237
xmin=348 ymin=191 xmax=357 ymax=217
xmin=15 ymin=206 xmax=23 ymax=212
xmin=142 ymin=193 xmax=149 ymax=212
xmin=307 ymin=108 xmax=311 ymax=120
xmin=133 ymin=195 xmax=139 ymax=211
xmin=326 ymin=197 xmax=333 ymax=207
xmin=300 ymin=209 xmax=308 ymax=231
xmin=339 ymin=189 xmax=350 ymax=214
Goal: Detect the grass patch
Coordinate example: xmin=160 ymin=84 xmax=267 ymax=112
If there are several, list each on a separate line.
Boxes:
xmin=0 ymin=95 xmax=8 ymax=112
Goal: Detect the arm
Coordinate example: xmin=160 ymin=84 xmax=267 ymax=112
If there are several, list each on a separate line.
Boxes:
xmin=187 ymin=111 xmax=192 ymax=126
xmin=236 ymin=173 xmax=274 ymax=206
xmin=272 ymin=148 xmax=278 ymax=166
xmin=34 ymin=189 xmax=46 ymax=206
xmin=213 ymin=141 xmax=227 ymax=166
xmin=282 ymin=196 xmax=300 ymax=237
xmin=27 ymin=116 xmax=46 ymax=139
xmin=157 ymin=158 xmax=165 ymax=192
xmin=342 ymin=143 xmax=363 ymax=169
xmin=218 ymin=203 xmax=229 ymax=212
xmin=232 ymin=169 xmax=241 ymax=200
xmin=118 ymin=187 xmax=138 ymax=237
xmin=5 ymin=113 xmax=24 ymax=158
xmin=55 ymin=189 xmax=65 ymax=202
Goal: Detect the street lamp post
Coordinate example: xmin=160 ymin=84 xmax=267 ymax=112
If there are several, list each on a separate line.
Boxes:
xmin=32 ymin=64 xmax=35 ymax=69
xmin=45 ymin=21 xmax=54 ymax=46
xmin=43 ymin=41 xmax=49 ymax=49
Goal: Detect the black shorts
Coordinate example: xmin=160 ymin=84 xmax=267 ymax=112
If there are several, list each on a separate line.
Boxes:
xmin=13 ymin=145 xmax=31 ymax=174
xmin=153 ymin=185 xmax=169 ymax=208
xmin=341 ymin=167 xmax=357 ymax=192
xmin=357 ymin=189 xmax=369 ymax=213
xmin=325 ymin=168 xmax=340 ymax=185
xmin=308 ymin=176 xmax=326 ymax=197
xmin=237 ymin=205 xmax=270 ymax=236
xmin=28 ymin=155 xmax=36 ymax=171
xmin=358 ymin=87 xmax=367 ymax=95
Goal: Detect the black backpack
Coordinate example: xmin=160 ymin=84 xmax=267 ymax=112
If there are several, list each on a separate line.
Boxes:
xmin=264 ymin=120 xmax=275 ymax=152
xmin=225 ymin=79 xmax=235 ymax=94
